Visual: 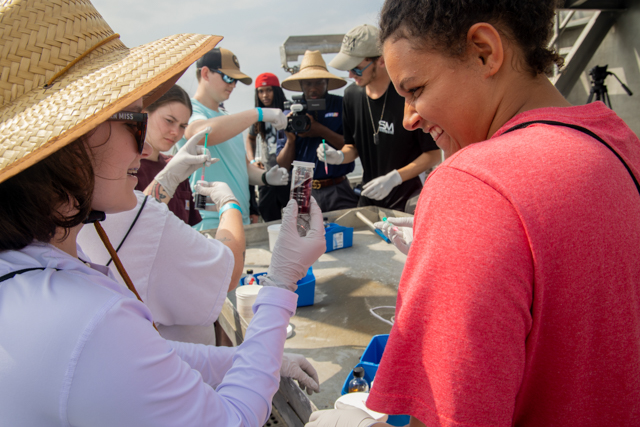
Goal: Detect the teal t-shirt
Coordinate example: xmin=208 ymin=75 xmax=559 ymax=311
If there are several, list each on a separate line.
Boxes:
xmin=177 ymin=99 xmax=250 ymax=230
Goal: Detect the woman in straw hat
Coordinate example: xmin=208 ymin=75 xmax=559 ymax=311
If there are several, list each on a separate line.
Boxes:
xmin=0 ymin=0 xmax=326 ymax=425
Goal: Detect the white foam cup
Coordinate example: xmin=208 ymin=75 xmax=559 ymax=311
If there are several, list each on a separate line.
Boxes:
xmin=235 ymin=284 xmax=262 ymax=323
xmin=267 ymin=224 xmax=281 ymax=252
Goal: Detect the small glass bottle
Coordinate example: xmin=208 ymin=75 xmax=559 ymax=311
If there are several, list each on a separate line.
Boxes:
xmin=348 ymin=367 xmax=369 ymax=393
xmin=243 ymin=269 xmax=255 ymax=286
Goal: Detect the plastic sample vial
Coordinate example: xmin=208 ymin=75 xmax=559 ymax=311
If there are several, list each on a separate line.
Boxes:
xmin=290 ymin=160 xmax=315 ymax=237
xmin=194 ymin=192 xmax=207 ymax=210
xmin=348 ymin=367 xmax=369 ymax=393
xmin=243 ymin=269 xmax=255 ymax=286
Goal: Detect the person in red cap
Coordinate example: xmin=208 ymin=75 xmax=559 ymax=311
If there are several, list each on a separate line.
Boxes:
xmin=245 ymin=73 xmax=291 ymax=222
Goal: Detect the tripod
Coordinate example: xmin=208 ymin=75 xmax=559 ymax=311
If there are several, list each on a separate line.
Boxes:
xmin=587 ymin=65 xmax=633 ymax=110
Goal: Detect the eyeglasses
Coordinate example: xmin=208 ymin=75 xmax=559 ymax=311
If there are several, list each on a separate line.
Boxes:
xmin=350 ymin=61 xmax=373 ymax=77
xmin=211 ymin=69 xmax=237 ymax=84
xmin=107 ymin=111 xmax=147 ymax=154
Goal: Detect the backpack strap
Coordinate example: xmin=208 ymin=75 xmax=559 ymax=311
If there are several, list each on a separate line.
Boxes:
xmin=0 ymin=267 xmax=59 ymax=283
xmin=503 ymin=120 xmax=640 ymax=196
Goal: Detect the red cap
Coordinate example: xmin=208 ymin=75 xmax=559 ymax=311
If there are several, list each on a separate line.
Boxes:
xmin=255 ymin=72 xmax=280 ymax=88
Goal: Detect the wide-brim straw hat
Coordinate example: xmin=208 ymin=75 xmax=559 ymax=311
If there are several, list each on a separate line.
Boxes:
xmin=281 ymin=50 xmax=346 ymax=92
xmin=0 ymin=0 xmax=222 ymax=184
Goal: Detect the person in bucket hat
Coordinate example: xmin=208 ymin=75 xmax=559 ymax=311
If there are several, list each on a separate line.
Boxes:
xmin=319 ymin=24 xmax=441 ymax=212
xmin=278 ymin=50 xmax=359 ymax=213
xmin=173 ymin=48 xmax=291 ymax=231
xmin=0 ymin=0 xmax=326 ymax=424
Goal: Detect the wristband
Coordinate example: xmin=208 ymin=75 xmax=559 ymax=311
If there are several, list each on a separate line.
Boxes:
xmin=261 ymin=171 xmax=270 ymax=186
xmin=256 ymin=107 xmax=263 ymax=122
xmin=250 ymin=159 xmax=256 ymax=164
xmin=218 ymin=202 xmax=242 ymax=217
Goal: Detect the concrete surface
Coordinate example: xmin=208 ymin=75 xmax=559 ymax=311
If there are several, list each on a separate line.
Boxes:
xmin=224 ymin=207 xmax=410 ymax=410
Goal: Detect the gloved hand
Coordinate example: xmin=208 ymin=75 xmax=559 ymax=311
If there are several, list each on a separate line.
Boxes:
xmin=263 ymin=165 xmax=290 ymax=186
xmin=194 ymin=180 xmax=239 ymax=212
xmin=306 ymin=402 xmax=378 ymax=427
xmin=259 ymin=107 xmax=288 ymax=131
xmin=315 ymin=143 xmax=344 ymax=165
xmin=374 ymin=217 xmax=413 ymax=255
xmin=280 ymin=353 xmax=320 ymax=395
xmin=260 ymin=197 xmax=326 ymax=292
xmin=154 ymin=127 xmax=217 ymax=197
xmin=361 ymin=169 xmax=402 ymax=201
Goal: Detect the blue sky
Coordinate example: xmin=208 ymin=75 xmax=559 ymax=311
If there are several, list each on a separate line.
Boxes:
xmin=92 ymin=0 xmax=386 ymax=113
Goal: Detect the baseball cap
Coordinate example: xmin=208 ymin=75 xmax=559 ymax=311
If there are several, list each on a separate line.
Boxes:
xmin=329 ymin=24 xmax=382 ymax=71
xmin=255 ymin=72 xmax=280 ymax=88
xmin=196 ymin=47 xmax=252 ymax=85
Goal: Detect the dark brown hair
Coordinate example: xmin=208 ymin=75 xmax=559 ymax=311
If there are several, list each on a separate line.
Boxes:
xmin=0 ymin=138 xmax=95 ymax=251
xmin=379 ymin=0 xmax=563 ymax=76
xmin=145 ymin=84 xmax=192 ymax=116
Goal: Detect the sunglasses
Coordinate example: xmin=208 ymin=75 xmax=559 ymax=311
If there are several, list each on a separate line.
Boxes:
xmin=351 ymin=61 xmax=373 ymax=77
xmin=107 ymin=111 xmax=147 ymax=154
xmin=211 ymin=69 xmax=237 ymax=84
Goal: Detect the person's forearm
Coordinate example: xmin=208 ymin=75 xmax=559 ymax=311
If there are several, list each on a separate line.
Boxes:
xmin=185 ymin=109 xmax=259 ymax=144
xmin=247 ymin=162 xmax=267 ymax=186
xmin=397 ymin=150 xmax=442 ymax=182
xmin=277 ymin=134 xmax=296 ymax=168
xmin=214 ymin=204 xmax=245 ymax=291
xmin=320 ymin=126 xmax=345 ymax=149
xmin=144 ymin=180 xmax=171 ymax=204
xmin=341 ymin=144 xmax=359 ymax=163
xmin=245 ymin=134 xmax=257 ymax=161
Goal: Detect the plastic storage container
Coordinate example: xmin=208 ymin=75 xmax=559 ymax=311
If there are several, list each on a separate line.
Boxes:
xmin=238 ymin=267 xmax=315 ymax=307
xmin=340 ymin=334 xmax=410 ymax=426
xmin=324 ymin=222 xmax=353 ymax=253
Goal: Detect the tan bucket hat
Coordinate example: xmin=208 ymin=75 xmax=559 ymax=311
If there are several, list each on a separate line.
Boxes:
xmin=0 ymin=0 xmax=222 ymax=184
xmin=281 ymin=50 xmax=346 ymax=92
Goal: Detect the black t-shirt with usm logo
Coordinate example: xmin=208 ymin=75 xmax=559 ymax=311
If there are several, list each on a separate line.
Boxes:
xmin=343 ymin=82 xmax=438 ymax=211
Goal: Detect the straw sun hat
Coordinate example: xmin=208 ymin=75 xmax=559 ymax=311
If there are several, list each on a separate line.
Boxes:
xmin=0 ymin=0 xmax=222 ymax=184
xmin=281 ymin=50 xmax=346 ymax=92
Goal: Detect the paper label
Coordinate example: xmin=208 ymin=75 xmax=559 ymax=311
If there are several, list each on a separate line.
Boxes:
xmin=333 ymin=232 xmax=344 ymax=249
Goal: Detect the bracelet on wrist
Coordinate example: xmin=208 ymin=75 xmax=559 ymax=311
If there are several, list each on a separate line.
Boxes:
xmin=256 ymin=107 xmax=263 ymax=122
xmin=218 ymin=202 xmax=242 ymax=217
xmin=261 ymin=171 xmax=270 ymax=186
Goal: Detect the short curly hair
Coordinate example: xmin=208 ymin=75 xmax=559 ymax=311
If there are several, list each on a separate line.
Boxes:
xmin=379 ymin=0 xmax=564 ymax=76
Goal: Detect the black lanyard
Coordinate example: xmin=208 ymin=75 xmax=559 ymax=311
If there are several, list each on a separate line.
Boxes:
xmin=503 ymin=120 xmax=640 ymax=196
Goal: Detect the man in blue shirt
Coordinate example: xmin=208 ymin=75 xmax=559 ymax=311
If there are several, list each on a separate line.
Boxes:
xmin=277 ymin=50 xmax=358 ymax=213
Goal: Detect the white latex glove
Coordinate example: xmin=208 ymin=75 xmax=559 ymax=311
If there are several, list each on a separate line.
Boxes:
xmin=260 ymin=107 xmax=288 ymax=130
xmin=374 ymin=217 xmax=413 ymax=255
xmin=315 ymin=143 xmax=344 ymax=165
xmin=155 ymin=127 xmax=217 ymax=197
xmin=306 ymin=402 xmax=378 ymax=427
xmin=194 ymin=180 xmax=238 ymax=212
xmin=361 ymin=169 xmax=402 ymax=201
xmin=260 ymin=197 xmax=326 ymax=292
xmin=280 ymin=353 xmax=320 ymax=395
xmin=263 ymin=165 xmax=290 ymax=186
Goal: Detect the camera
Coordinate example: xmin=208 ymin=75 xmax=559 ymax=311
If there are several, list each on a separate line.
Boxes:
xmin=588 ymin=65 xmax=609 ymax=85
xmin=284 ymin=95 xmax=326 ymax=133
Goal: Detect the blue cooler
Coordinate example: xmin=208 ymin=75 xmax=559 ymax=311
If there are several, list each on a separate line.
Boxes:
xmin=239 ymin=267 xmax=315 ymax=307
xmin=324 ymin=223 xmax=353 ymax=252
xmin=340 ymin=334 xmax=410 ymax=426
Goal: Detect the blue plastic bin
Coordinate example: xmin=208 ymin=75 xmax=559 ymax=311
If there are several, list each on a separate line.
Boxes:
xmin=340 ymin=334 xmax=410 ymax=426
xmin=239 ymin=267 xmax=315 ymax=307
xmin=325 ymin=223 xmax=353 ymax=252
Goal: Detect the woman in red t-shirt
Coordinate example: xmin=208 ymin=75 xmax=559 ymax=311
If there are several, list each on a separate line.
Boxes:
xmin=136 ymin=84 xmax=201 ymax=225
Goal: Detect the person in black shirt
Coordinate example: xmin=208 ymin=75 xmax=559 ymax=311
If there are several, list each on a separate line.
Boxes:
xmin=322 ymin=24 xmax=441 ymax=212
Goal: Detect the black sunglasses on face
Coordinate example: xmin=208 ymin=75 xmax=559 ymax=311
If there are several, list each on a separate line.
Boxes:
xmin=351 ymin=60 xmax=373 ymax=77
xmin=211 ymin=69 xmax=237 ymax=84
xmin=107 ymin=111 xmax=147 ymax=154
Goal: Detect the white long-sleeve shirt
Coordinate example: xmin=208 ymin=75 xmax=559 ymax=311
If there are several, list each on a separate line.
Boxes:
xmin=0 ymin=242 xmax=297 ymax=426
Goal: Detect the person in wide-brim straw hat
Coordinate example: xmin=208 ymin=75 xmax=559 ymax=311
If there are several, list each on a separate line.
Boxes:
xmin=281 ymin=50 xmax=347 ymax=91
xmin=0 ymin=0 xmax=326 ymax=424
